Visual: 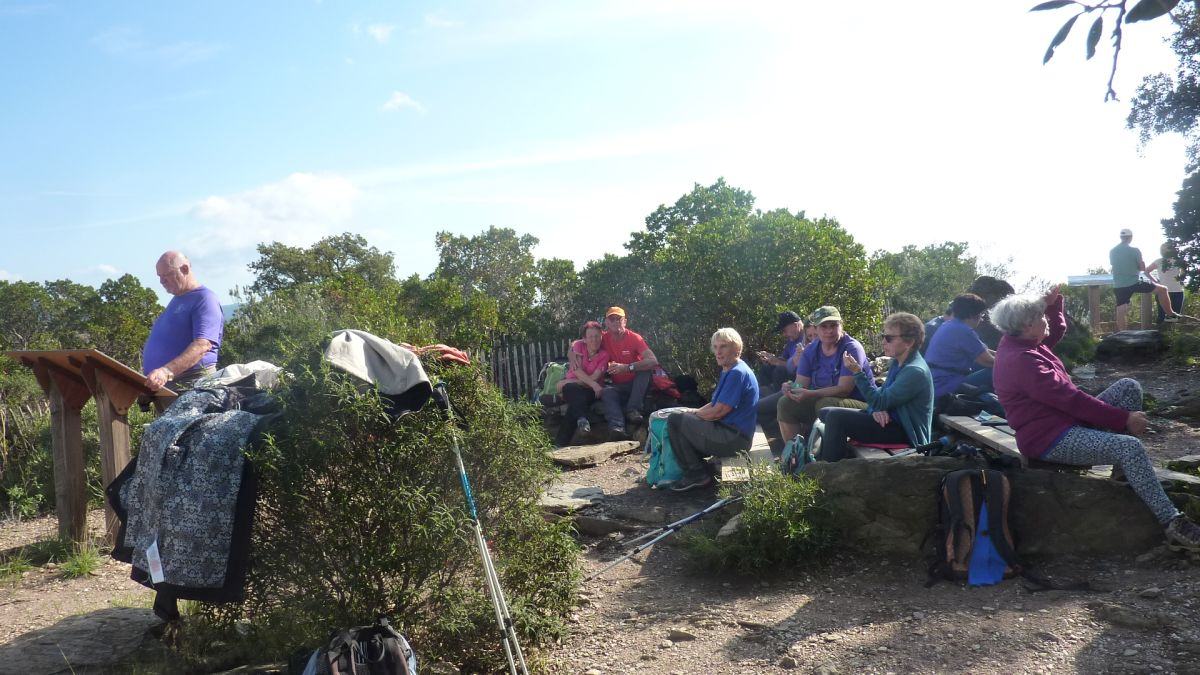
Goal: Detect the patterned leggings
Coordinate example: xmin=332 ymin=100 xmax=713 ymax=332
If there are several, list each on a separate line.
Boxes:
xmin=1042 ymin=378 xmax=1180 ymax=525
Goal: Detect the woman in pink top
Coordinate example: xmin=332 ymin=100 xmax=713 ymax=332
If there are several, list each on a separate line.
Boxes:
xmin=992 ymin=287 xmax=1200 ymax=551
xmin=555 ymin=321 xmax=609 ymax=447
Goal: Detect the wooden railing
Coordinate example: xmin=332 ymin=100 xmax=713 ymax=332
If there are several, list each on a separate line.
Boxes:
xmin=483 ymin=337 xmax=572 ymax=400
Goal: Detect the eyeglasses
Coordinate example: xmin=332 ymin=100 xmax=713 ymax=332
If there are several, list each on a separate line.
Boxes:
xmin=880 ymin=334 xmax=910 ymax=343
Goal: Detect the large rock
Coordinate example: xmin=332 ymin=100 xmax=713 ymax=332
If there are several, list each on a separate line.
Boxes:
xmin=0 ymin=607 xmax=164 ymax=675
xmin=1094 ymin=330 xmax=1166 ymax=363
xmin=803 ymin=456 xmax=1162 ymax=557
xmin=549 ymin=440 xmax=640 ymax=468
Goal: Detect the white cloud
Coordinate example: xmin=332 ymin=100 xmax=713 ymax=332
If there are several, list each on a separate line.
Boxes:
xmin=366 ymin=23 xmax=395 ymax=43
xmin=0 ymin=270 xmax=15 ymax=281
xmin=91 ymin=26 xmax=223 ymax=67
xmin=423 ymin=13 xmax=461 ymax=29
xmin=188 ymin=173 xmax=360 ymax=258
xmin=380 ymin=91 xmax=426 ymax=114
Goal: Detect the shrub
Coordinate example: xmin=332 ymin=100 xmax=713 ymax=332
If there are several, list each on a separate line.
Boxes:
xmin=59 ymin=540 xmax=102 ymax=578
xmin=682 ymin=465 xmax=833 ymax=575
xmin=1052 ymin=314 xmax=1096 ymax=371
xmin=191 ymin=349 xmax=579 ymax=671
xmin=1166 ymin=332 xmax=1200 ymax=365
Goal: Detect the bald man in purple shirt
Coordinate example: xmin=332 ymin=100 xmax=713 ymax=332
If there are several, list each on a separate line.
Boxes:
xmin=141 ymin=251 xmax=223 ymax=392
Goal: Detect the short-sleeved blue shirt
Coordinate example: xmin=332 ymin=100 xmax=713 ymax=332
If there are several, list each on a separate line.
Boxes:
xmin=142 ymin=286 xmax=224 ymax=374
xmin=712 ymin=359 xmax=760 ymax=438
xmin=924 ymin=318 xmax=987 ymax=398
xmin=795 ymin=334 xmax=872 ymax=401
xmin=780 ymin=337 xmax=803 ymax=374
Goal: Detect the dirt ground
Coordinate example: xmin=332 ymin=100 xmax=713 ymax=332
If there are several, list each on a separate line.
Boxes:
xmin=1 ymin=360 xmax=1198 ymax=674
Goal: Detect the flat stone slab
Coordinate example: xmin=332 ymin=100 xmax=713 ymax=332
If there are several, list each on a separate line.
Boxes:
xmin=549 ymin=440 xmax=640 ymax=468
xmin=540 ymin=481 xmax=605 ymax=512
xmin=0 ymin=607 xmax=161 ymax=675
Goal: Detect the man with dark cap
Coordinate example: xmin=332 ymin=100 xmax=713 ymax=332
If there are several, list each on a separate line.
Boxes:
xmin=755 ymin=310 xmax=805 ymax=391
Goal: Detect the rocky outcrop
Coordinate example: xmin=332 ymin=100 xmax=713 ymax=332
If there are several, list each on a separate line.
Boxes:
xmin=1095 ymin=330 xmax=1167 ymax=363
xmin=803 ymin=456 xmax=1167 ymax=557
xmin=0 ymin=607 xmax=164 ymax=675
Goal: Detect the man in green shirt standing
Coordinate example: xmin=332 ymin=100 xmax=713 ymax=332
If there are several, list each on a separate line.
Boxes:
xmin=1110 ymin=228 xmax=1179 ymax=330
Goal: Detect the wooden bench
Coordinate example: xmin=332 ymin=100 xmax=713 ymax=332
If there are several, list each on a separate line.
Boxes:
xmin=937 ymin=414 xmax=1028 ymax=467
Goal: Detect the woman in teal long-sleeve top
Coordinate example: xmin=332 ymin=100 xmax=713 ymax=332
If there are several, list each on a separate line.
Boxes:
xmin=815 ymin=312 xmax=934 ymax=461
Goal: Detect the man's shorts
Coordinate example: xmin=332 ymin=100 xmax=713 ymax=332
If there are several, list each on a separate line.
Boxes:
xmin=777 ymin=394 xmax=867 ymax=426
xmin=1114 ymin=281 xmax=1155 ymax=306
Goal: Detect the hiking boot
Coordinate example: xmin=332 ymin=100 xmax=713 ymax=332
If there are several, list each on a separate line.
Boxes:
xmin=577 ymin=417 xmax=591 ymax=434
xmin=1164 ymin=315 xmax=1181 ymax=323
xmin=671 ymin=474 xmax=714 ymax=492
xmin=609 ymin=426 xmax=628 ymax=441
xmin=625 ymin=409 xmax=645 ymax=425
xmin=1165 ymin=515 xmax=1200 ymax=552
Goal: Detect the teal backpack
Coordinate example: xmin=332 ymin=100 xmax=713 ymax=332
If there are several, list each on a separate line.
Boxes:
xmin=779 ymin=432 xmax=815 ymax=476
xmin=644 ymin=407 xmax=691 ymax=488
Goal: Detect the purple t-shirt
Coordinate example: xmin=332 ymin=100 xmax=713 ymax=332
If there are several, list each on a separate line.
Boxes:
xmin=795 ymin=334 xmax=872 ymax=401
xmin=141 ymin=286 xmax=223 ymax=374
xmin=925 ymin=318 xmax=987 ymax=398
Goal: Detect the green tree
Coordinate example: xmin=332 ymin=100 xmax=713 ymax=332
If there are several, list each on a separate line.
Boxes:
xmin=576 ymin=181 xmax=882 ymax=381
xmin=1124 ymin=4 xmax=1200 ymax=289
xmin=433 ymin=226 xmax=540 ymax=325
xmin=628 ymin=178 xmax=757 ymax=258
xmin=870 ymin=242 xmax=983 ymax=320
xmin=247 ymin=233 xmax=396 ymax=296
xmin=86 ymin=274 xmax=162 ymax=365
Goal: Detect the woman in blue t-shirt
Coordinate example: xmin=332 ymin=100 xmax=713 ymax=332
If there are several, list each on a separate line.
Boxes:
xmin=668 ymin=327 xmax=760 ymax=492
xmin=924 ymin=293 xmax=1003 ymax=416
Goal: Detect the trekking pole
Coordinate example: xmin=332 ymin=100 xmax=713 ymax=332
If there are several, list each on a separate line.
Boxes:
xmin=432 ymin=383 xmax=529 ymax=675
xmin=587 ymin=496 xmax=742 ymax=581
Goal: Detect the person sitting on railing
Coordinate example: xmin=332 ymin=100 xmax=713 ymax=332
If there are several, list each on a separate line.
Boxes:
xmin=992 ymin=286 xmax=1200 ymax=551
xmin=554 ymin=321 xmax=609 ymax=447
xmin=817 ymin=312 xmax=933 ymax=462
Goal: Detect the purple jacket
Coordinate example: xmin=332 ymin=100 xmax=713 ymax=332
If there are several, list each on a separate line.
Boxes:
xmin=993 ymin=294 xmax=1129 ymax=459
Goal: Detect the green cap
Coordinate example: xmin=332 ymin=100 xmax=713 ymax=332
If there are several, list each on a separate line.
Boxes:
xmin=810 ymin=306 xmax=842 ymax=325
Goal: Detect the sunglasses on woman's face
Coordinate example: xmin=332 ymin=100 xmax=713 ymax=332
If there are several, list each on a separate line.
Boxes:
xmin=880 ymin=334 xmax=904 ymax=343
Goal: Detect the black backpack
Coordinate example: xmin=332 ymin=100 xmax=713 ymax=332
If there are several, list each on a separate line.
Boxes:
xmin=300 ymin=617 xmax=418 ymax=675
xmin=928 ymin=469 xmax=1019 ymax=585
xmin=927 ymin=469 xmax=1092 ymax=592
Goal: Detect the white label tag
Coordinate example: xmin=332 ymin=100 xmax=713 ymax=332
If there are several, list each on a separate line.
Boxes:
xmin=146 ymin=539 xmax=165 ymax=584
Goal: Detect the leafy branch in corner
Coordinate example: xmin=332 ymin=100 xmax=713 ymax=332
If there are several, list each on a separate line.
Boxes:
xmin=1033 ymin=0 xmax=1184 ymax=101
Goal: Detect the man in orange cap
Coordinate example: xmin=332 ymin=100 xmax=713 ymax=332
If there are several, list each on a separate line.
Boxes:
xmin=596 ymin=306 xmax=658 ymax=438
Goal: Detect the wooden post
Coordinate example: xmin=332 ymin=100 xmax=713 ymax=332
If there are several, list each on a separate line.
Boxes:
xmin=1140 ymin=292 xmax=1153 ymax=329
xmin=36 ymin=361 xmax=89 ymax=544
xmin=1087 ymin=285 xmax=1102 ymax=333
xmin=80 ymin=363 xmax=141 ymax=547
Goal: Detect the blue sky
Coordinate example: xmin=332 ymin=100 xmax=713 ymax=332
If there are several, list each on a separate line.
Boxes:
xmin=0 ymin=1 xmax=1190 ymax=304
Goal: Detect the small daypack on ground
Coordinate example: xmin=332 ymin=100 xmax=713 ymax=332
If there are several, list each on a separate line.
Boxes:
xmin=779 ymin=433 xmax=814 ymax=476
xmin=644 ymin=407 xmax=692 ymax=488
xmin=300 ymin=617 xmax=418 ymax=675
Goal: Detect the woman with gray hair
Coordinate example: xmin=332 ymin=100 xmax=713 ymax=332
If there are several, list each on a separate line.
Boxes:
xmin=992 ymin=286 xmax=1200 ymax=550
xmin=668 ymin=327 xmax=760 ymax=492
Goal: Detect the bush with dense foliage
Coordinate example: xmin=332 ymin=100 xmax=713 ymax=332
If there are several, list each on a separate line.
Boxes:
xmin=682 ymin=466 xmax=833 ymax=575
xmin=192 ymin=350 xmax=579 ymax=670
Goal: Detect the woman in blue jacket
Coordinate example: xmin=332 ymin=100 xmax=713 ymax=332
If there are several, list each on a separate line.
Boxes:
xmin=816 ymin=312 xmax=934 ymax=461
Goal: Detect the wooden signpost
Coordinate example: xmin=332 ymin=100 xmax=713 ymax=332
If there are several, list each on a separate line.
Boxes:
xmin=4 ymin=349 xmax=177 ymax=546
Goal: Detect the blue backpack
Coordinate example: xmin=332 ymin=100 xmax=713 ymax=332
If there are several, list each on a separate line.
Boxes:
xmin=644 ymin=407 xmax=692 ymax=488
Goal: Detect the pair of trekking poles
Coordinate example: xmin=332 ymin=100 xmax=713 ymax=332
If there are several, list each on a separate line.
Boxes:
xmin=432 ymin=383 xmax=529 ymax=675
